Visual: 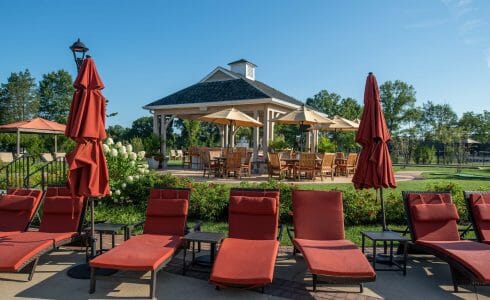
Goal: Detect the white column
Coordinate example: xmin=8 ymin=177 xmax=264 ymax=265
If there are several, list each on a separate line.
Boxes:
xmin=160 ymin=115 xmax=167 ymax=165
xmin=306 ymin=130 xmax=311 ymax=152
xmin=262 ymin=107 xmax=269 ymax=155
xmin=224 ymin=125 xmax=229 ymax=147
xmin=153 ymin=113 xmax=159 ymax=134
xmin=220 ymin=125 xmax=225 ymax=148
xmin=230 ymin=124 xmax=235 ymax=147
xmin=270 ymin=111 xmax=275 ymax=141
xmin=253 ymin=110 xmax=259 ymax=160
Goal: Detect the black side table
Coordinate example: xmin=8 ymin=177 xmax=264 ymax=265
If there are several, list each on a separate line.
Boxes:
xmin=85 ymin=223 xmax=129 ymax=256
xmin=361 ymin=230 xmax=408 ymax=276
xmin=182 ymin=231 xmax=224 ymax=275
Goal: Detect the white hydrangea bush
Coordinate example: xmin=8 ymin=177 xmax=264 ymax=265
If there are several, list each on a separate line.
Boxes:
xmin=103 ymin=137 xmax=149 ymax=203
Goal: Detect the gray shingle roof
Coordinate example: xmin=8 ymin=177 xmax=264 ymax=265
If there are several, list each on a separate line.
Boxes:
xmin=145 ymin=75 xmax=303 ymax=108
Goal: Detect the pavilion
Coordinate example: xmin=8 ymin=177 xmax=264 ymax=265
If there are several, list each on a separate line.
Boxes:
xmin=143 ymin=59 xmax=321 ymax=158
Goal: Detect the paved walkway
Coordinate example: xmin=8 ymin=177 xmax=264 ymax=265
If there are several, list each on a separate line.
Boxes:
xmin=160 ymin=167 xmax=423 ymax=185
xmin=1 ymin=237 xmax=489 ymax=299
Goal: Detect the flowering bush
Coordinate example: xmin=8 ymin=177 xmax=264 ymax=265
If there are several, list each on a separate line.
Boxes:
xmin=103 ymin=137 xmax=150 ymax=204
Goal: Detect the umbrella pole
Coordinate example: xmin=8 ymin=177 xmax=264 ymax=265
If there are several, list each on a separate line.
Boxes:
xmin=90 ymin=197 xmax=96 ymax=258
xmin=380 ymin=188 xmax=387 ymax=231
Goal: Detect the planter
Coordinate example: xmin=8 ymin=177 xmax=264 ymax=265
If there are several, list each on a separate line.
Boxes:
xmin=147 ymin=157 xmax=159 ymax=169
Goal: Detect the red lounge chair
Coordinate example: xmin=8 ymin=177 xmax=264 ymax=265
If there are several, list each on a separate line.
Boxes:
xmin=403 ymin=191 xmax=490 ymax=291
xmin=89 ymin=188 xmax=190 ymax=298
xmin=0 ymin=189 xmax=43 ymax=238
xmin=290 ymin=190 xmax=375 ymax=292
xmin=0 ymin=186 xmax=85 ymax=280
xmin=464 ymin=191 xmax=490 ymax=245
xmin=210 ymin=188 xmax=280 ymax=291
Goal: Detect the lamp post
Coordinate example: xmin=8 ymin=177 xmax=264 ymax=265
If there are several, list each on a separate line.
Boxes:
xmin=69 ymin=38 xmax=89 ymax=71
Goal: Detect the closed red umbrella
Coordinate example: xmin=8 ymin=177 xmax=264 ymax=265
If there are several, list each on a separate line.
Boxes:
xmin=65 ymin=56 xmax=110 ymax=278
xmin=352 ymin=72 xmax=396 ymax=230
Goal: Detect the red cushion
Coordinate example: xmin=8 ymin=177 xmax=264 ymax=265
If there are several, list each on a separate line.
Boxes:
xmin=143 ymin=198 xmax=188 ymax=236
xmin=229 ymin=196 xmax=279 ymax=240
xmin=45 ymin=186 xmax=73 ymax=197
xmin=406 ymin=193 xmax=460 ymax=241
xmin=293 ymin=190 xmax=344 ymax=240
xmin=474 ymin=204 xmax=490 ymax=221
xmin=90 ymin=234 xmax=181 ymax=271
xmin=0 ymin=195 xmax=37 ymax=232
xmin=412 ymin=204 xmax=459 ymax=222
xmin=0 ymin=231 xmax=21 ymax=238
xmin=210 ymin=238 xmax=279 ymax=286
xmin=39 ymin=196 xmax=84 ymax=233
xmin=0 ymin=236 xmax=52 ymax=272
xmin=7 ymin=188 xmax=42 ymax=199
xmin=294 ymin=239 xmax=375 ymax=279
xmin=149 ymin=188 xmax=190 ymax=201
xmin=417 ymin=240 xmax=490 ymax=283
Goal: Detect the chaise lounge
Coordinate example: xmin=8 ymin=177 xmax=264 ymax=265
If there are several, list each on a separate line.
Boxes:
xmin=464 ymin=191 xmax=490 ymax=244
xmin=290 ymin=190 xmax=375 ymax=292
xmin=0 ymin=188 xmax=43 ymax=238
xmin=210 ymin=188 xmax=280 ymax=291
xmin=403 ymin=191 xmax=490 ymax=291
xmin=0 ymin=186 xmax=85 ymax=280
xmin=89 ymin=187 xmax=191 ymax=298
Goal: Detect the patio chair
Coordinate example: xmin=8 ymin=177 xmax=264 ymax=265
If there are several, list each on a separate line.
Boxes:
xmin=316 ymin=153 xmax=335 ymax=181
xmin=224 ymin=152 xmax=242 ymax=178
xmin=464 ymin=191 xmax=490 ymax=244
xmin=0 ymin=188 xmax=44 ymax=238
xmin=403 ymin=191 xmax=490 ymax=291
xmin=0 ymin=186 xmax=85 ymax=281
xmin=169 ymin=149 xmax=177 ymax=160
xmin=240 ymin=153 xmax=252 ymax=177
xmin=267 ymin=152 xmax=287 ymax=179
xmin=202 ymin=151 xmax=218 ymax=178
xmin=210 ymin=188 xmax=280 ymax=291
xmin=289 ymin=190 xmax=375 ymax=292
xmin=89 ymin=188 xmax=192 ymax=298
xmin=296 ymin=153 xmax=316 ymax=180
xmin=0 ymin=152 xmax=14 ymax=163
xmin=40 ymin=153 xmax=54 ymax=162
xmin=176 ymin=149 xmax=184 ymax=160
xmin=345 ymin=153 xmax=358 ymax=176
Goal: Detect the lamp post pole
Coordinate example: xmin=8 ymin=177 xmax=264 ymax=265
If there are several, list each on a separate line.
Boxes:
xmin=69 ymin=38 xmax=89 ymax=72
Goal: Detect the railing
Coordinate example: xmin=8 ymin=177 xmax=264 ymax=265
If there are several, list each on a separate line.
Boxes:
xmin=0 ymin=155 xmax=37 ymax=190
xmin=24 ymin=157 xmax=68 ymax=190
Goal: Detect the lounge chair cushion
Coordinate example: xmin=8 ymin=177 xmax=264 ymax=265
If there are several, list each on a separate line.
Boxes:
xmin=412 ymin=204 xmax=459 ymax=222
xmin=417 ymin=240 xmax=490 ymax=283
xmin=229 ymin=196 xmax=278 ymax=240
xmin=474 ymin=204 xmax=490 ymax=221
xmin=292 ymin=190 xmax=344 ymax=240
xmin=0 ymin=195 xmax=36 ymax=232
xmin=210 ymin=238 xmax=279 ymax=286
xmin=0 ymin=231 xmax=21 ymax=238
xmin=0 ymin=233 xmax=56 ymax=272
xmin=39 ymin=196 xmax=84 ymax=233
xmin=144 ymin=198 xmax=188 ymax=236
xmin=294 ymin=238 xmax=375 ymax=278
xmin=90 ymin=234 xmax=181 ymax=271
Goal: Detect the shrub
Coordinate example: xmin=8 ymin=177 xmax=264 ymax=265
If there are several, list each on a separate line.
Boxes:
xmin=317 ymin=136 xmax=336 ymax=153
xmin=414 ymin=145 xmax=435 ymax=164
xmin=268 ymin=135 xmax=290 ymax=152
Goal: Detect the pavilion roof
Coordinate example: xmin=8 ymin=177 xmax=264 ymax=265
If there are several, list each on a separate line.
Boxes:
xmin=0 ymin=117 xmax=66 ymax=134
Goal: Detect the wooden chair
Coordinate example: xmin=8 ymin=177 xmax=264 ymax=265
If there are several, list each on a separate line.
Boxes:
xmin=345 ymin=153 xmax=358 ymax=177
xmin=182 ymin=149 xmax=191 ymax=168
xmin=316 ymin=153 xmax=336 ymax=181
xmin=176 ymin=149 xmax=184 ymax=160
xmin=202 ymin=151 xmax=218 ymax=178
xmin=225 ymin=152 xmax=242 ymax=178
xmin=296 ymin=153 xmax=317 ymax=180
xmin=240 ymin=153 xmax=253 ymax=177
xmin=267 ymin=152 xmax=287 ymax=179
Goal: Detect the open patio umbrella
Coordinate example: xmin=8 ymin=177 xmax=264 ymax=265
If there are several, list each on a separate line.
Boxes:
xmin=272 ymin=105 xmax=334 ymax=151
xmin=310 ymin=115 xmax=359 ymax=132
xmin=199 ymin=107 xmax=262 ymax=148
xmin=352 ymin=73 xmax=396 ymax=231
xmin=65 ymin=56 xmax=111 ymax=279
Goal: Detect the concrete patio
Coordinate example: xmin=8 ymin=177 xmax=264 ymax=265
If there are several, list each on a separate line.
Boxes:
xmin=160 ymin=167 xmax=422 ymax=185
xmin=1 ymin=242 xmax=489 ymax=299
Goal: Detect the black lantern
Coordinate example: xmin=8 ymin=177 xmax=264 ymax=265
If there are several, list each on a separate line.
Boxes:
xmin=69 ymin=38 xmax=89 ymax=71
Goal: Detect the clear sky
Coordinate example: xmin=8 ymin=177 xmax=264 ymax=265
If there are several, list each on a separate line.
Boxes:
xmin=1 ymin=0 xmax=489 ymax=126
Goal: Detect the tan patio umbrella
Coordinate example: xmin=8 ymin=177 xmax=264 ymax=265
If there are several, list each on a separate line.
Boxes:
xmin=272 ymin=105 xmax=333 ymax=151
xmin=199 ymin=107 xmax=262 ymax=147
xmin=309 ymin=115 xmax=359 ymax=132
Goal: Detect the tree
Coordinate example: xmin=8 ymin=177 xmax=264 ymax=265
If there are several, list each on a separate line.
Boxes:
xmin=305 ymin=90 xmax=342 ymax=117
xmin=128 ymin=116 xmax=153 ymax=139
xmin=38 ymin=70 xmax=74 ymax=123
xmin=181 ymin=119 xmax=200 ymax=148
xmin=338 ymin=97 xmax=361 ymax=120
xmin=379 ymin=80 xmax=417 ymax=134
xmin=0 ymin=70 xmax=38 ymax=124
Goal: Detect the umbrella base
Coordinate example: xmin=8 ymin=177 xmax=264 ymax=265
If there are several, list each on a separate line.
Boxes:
xmin=67 ymin=263 xmax=117 ymax=279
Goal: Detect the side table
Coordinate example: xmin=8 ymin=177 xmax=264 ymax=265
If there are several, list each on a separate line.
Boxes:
xmin=182 ymin=231 xmax=224 ymax=275
xmin=361 ymin=230 xmax=408 ymax=276
xmin=85 ymin=223 xmax=129 ymax=257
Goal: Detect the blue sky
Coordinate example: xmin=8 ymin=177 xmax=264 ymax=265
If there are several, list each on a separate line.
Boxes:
xmin=1 ymin=0 xmax=489 ymax=126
